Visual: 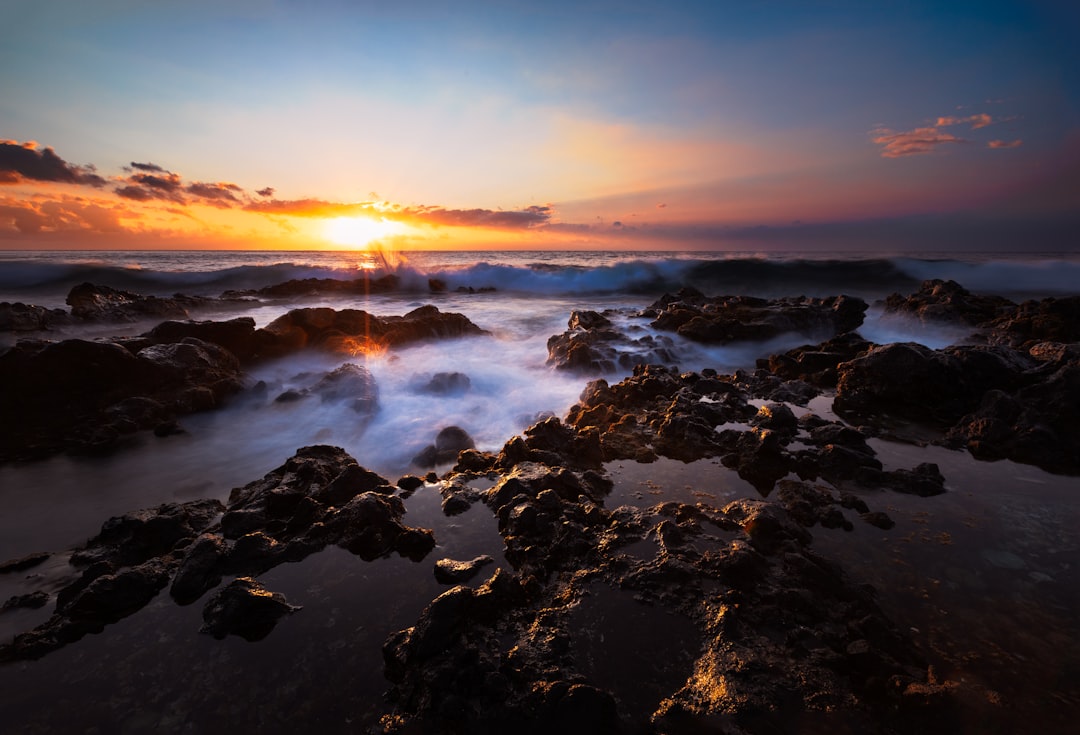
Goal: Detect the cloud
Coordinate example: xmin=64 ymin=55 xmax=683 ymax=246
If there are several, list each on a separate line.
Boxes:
xmin=408 ymin=204 xmax=552 ymax=229
xmin=988 ymin=139 xmax=1023 ymax=149
xmin=114 ymin=170 xmax=187 ymax=204
xmin=871 ymin=126 xmax=965 ymax=158
xmin=936 ymin=113 xmax=993 ymax=129
xmin=0 ymin=194 xmax=125 ymax=235
xmin=244 ymin=198 xmax=553 ymax=229
xmin=0 ymin=139 xmax=107 ymax=187
xmin=128 ymin=161 xmax=168 ymax=173
xmin=256 ymin=187 xmax=275 ymax=197
xmin=187 ymin=181 xmax=243 ymax=207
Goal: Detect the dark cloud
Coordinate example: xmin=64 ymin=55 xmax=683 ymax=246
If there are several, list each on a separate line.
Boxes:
xmin=409 ymin=204 xmax=552 ymax=229
xmin=0 ymin=139 xmax=107 ymax=187
xmin=129 ymin=161 xmax=168 ymax=173
xmin=114 ymin=185 xmax=156 ymax=202
xmin=187 ymin=181 xmax=243 ymax=206
xmin=115 ymin=171 xmax=187 ymax=203
xmin=256 ymin=187 xmax=275 ymax=197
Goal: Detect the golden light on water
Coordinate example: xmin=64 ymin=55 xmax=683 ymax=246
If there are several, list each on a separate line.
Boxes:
xmin=323 ymin=215 xmax=405 ymax=248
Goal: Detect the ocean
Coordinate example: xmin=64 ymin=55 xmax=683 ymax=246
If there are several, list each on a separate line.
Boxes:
xmin=1 ymin=248 xmax=1079 ymax=732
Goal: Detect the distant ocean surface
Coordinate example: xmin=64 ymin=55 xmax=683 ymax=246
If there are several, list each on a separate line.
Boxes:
xmin=2 ymin=249 xmax=1079 ymax=308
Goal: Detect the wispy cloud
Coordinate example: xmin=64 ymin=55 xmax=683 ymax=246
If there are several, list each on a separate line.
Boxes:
xmin=244 ymin=198 xmax=553 ymax=230
xmin=872 ymin=108 xmax=1017 ymax=158
xmin=935 ymin=113 xmax=993 ymax=129
xmin=988 ymin=139 xmax=1023 ymax=149
xmin=870 ymin=126 xmax=965 ymax=158
xmin=0 ymin=140 xmax=107 ymax=187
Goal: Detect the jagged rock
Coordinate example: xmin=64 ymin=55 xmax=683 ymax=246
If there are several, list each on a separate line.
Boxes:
xmin=0 ymin=336 xmax=245 ymax=461
xmin=883 ymin=279 xmax=1015 ymax=326
xmin=66 ymin=282 xmax=192 ymax=322
xmin=254 ymin=305 xmax=487 ymax=359
xmin=199 ymin=577 xmax=300 ymax=641
xmin=142 ymin=317 xmax=258 ymax=361
xmin=434 ymin=556 xmax=495 ymax=585
xmin=308 ymin=362 xmax=378 ymax=414
xmin=412 ymin=426 xmax=476 ymax=467
xmin=0 ymin=302 xmax=70 ymax=333
xmin=647 ymin=290 xmax=867 ymax=344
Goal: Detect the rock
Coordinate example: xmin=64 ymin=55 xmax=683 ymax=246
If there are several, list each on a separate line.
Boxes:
xmin=0 ymin=335 xmax=245 ymax=462
xmin=200 ymin=577 xmax=300 ymax=641
xmin=254 ymin=305 xmax=488 ymax=359
xmin=987 ymin=296 xmax=1080 ymax=349
xmin=834 ymin=343 xmax=1029 ymax=426
xmin=413 ymin=371 xmax=471 ymax=395
xmin=142 ymin=317 xmax=258 ymax=361
xmin=71 ymin=498 xmax=225 ymax=568
xmin=0 ymin=551 xmax=51 ymax=574
xmin=412 ymin=426 xmax=476 ymax=467
xmin=883 ymin=279 xmax=1015 ymax=327
xmin=235 ymin=273 xmax=400 ymax=299
xmin=169 ymin=534 xmax=229 ymax=605
xmin=648 ymin=291 xmax=867 ymax=344
xmin=765 ymin=332 xmax=875 ymax=387
xmin=434 ymin=556 xmax=495 ymax=585
xmin=1 ymin=591 xmax=49 ymax=611
xmin=546 ymin=310 xmax=677 ymax=375
xmin=0 ymin=302 xmax=70 ymax=333
xmin=309 ymin=362 xmax=378 ymax=414
xmin=66 ymin=282 xmax=191 ymax=322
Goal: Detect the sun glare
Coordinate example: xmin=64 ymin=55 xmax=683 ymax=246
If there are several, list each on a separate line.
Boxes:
xmin=323 ymin=216 xmax=404 ymax=248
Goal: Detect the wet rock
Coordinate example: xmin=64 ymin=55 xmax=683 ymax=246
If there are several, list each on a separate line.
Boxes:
xmin=546 ymin=310 xmax=677 ymax=375
xmin=1 ymin=591 xmax=49 ymax=611
xmin=383 ymin=488 xmax=952 ymax=734
xmin=413 ymin=425 xmax=476 ymax=467
xmin=0 ymin=551 xmax=51 ymax=574
xmin=71 ymin=498 xmax=224 ymax=568
xmin=0 ymin=335 xmax=245 ymax=462
xmin=987 ymin=295 xmax=1080 ymax=349
xmin=883 ymin=279 xmax=1015 ymax=327
xmin=0 ymin=302 xmax=70 ymax=333
xmin=199 ymin=577 xmax=300 ymax=641
xmin=308 ymin=362 xmax=378 ymax=414
xmin=227 ymin=273 xmax=399 ymax=299
xmin=66 ymin=282 xmax=192 ymax=322
xmin=834 ymin=342 xmax=1030 ymax=426
xmin=764 ymin=332 xmax=875 ymax=387
xmin=434 ymin=556 xmax=495 ymax=585
xmin=413 ymin=371 xmax=471 ymax=395
xmin=142 ymin=317 xmax=258 ymax=361
xmin=169 ymin=533 xmax=229 ymax=605
xmin=648 ymin=290 xmax=867 ymax=344
xmin=254 ymin=305 xmax=487 ymax=359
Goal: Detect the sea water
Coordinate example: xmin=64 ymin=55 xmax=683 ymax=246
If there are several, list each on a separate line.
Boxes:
xmin=1 ymin=248 xmax=1079 ymax=732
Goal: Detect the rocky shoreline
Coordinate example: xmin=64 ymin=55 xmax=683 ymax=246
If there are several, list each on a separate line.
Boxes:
xmin=1 ymin=277 xmax=1078 ymax=732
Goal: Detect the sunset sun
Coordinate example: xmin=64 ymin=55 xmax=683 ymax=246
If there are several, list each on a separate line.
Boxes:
xmin=323 ymin=216 xmax=404 ymax=248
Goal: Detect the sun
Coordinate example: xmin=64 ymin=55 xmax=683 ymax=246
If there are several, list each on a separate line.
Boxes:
xmin=323 ymin=216 xmax=404 ymax=248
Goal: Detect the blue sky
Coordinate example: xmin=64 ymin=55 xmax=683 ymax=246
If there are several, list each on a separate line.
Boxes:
xmin=1 ymin=0 xmax=1077 ymax=249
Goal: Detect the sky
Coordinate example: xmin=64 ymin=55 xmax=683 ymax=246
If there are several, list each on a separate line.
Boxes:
xmin=1 ymin=0 xmax=1078 ymax=252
